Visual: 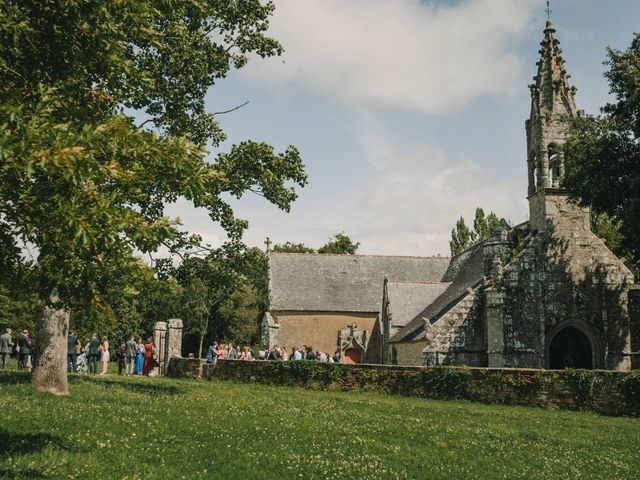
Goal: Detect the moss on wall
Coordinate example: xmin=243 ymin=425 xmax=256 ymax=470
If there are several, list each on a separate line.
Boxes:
xmin=167 ymin=358 xmax=639 ymax=417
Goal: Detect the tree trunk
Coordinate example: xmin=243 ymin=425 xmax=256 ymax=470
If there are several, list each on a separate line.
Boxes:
xmin=31 ymin=303 xmax=69 ymax=396
xmin=198 ymin=333 xmax=204 ymax=359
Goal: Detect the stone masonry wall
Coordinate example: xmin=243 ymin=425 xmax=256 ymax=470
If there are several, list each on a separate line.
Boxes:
xmin=167 ymin=358 xmax=640 ymax=417
xmin=393 ymin=341 xmax=425 ymax=366
xmin=499 ymin=192 xmax=635 ymax=369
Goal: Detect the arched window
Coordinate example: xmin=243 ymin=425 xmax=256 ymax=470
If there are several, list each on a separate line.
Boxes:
xmin=548 ymin=143 xmax=559 ymax=163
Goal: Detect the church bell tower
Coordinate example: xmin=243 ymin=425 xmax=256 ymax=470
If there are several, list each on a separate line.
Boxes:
xmin=526 ymin=18 xmax=586 ymax=231
xmin=526 ymin=19 xmax=578 ymax=197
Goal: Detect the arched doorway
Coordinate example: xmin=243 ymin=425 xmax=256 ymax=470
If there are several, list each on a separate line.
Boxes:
xmin=548 ymin=326 xmax=593 ymax=369
xmin=343 ymin=348 xmax=361 ymax=364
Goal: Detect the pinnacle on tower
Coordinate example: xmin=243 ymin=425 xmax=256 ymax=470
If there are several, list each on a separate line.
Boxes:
xmin=525 ymin=16 xmax=578 ymax=196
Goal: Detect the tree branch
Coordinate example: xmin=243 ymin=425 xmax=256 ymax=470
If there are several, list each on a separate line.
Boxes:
xmin=137 ymin=118 xmax=155 ymax=129
xmin=212 ymin=101 xmax=249 ymax=116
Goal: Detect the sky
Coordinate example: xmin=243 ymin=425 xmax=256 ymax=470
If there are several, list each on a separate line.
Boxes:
xmin=167 ymin=0 xmax=640 ymax=257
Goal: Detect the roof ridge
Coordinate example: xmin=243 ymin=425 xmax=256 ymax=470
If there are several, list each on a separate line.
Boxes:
xmin=386 ymin=280 xmax=452 ymax=285
xmin=269 ymin=252 xmax=450 ymax=259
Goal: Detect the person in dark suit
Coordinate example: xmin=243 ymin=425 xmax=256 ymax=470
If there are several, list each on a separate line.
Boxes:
xmin=306 ymin=346 xmax=316 ymax=361
xmin=0 ymin=328 xmax=13 ymax=370
xmin=116 ymin=341 xmax=126 ymax=375
xmin=125 ymin=335 xmax=137 ymax=375
xmin=67 ymin=330 xmax=79 ymax=373
xmin=87 ymin=333 xmax=100 ymax=374
xmin=17 ymin=330 xmax=31 ymax=370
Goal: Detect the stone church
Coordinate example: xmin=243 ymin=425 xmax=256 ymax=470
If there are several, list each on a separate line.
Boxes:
xmin=264 ymin=20 xmax=640 ymax=370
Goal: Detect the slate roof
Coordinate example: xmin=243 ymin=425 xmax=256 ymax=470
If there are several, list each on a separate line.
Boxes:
xmin=386 ymin=281 xmax=450 ymax=330
xmin=268 ymin=253 xmax=450 ymax=313
xmin=389 ymin=242 xmax=485 ymax=343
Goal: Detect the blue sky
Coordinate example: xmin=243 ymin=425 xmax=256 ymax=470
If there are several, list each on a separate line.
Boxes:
xmin=167 ymin=0 xmax=640 ymax=257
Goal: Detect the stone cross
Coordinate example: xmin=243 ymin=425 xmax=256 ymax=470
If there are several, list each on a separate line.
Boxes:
xmin=347 ymin=323 xmax=358 ymax=335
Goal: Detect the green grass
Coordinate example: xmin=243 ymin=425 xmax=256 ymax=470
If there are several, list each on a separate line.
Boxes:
xmin=0 ymin=371 xmax=639 ymax=479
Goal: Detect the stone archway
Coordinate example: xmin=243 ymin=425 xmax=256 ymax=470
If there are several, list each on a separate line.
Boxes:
xmin=343 ymin=348 xmax=362 ymax=364
xmin=548 ymin=326 xmax=593 ymax=369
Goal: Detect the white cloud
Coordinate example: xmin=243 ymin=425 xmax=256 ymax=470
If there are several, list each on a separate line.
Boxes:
xmin=351 ymin=149 xmax=528 ymax=256
xmin=244 ymin=0 xmax=536 ymax=113
xmin=170 ymin=144 xmax=529 ymax=258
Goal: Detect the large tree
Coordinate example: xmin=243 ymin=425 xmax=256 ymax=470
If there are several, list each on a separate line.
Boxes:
xmin=317 ymin=232 xmax=360 ymax=254
xmin=272 ymin=241 xmax=315 ymax=253
xmin=0 ymin=1 xmax=307 ymax=394
xmin=563 ymin=33 xmax=640 ymax=275
xmin=449 ymin=208 xmax=501 ymax=255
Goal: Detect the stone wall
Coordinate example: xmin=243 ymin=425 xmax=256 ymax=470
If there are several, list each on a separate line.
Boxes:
xmin=167 ymin=358 xmax=640 ymax=417
xmin=495 ymin=191 xmax=635 ymax=370
xmin=392 ymin=341 xmax=424 ymax=366
xmin=630 ymin=286 xmax=640 ymax=370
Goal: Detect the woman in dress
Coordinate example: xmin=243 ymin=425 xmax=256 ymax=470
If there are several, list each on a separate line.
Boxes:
xmin=142 ymin=337 xmax=155 ymax=376
xmin=215 ymin=343 xmax=226 ymax=361
xmin=100 ymin=336 xmax=110 ymax=374
xmin=239 ymin=346 xmax=250 ymax=361
xmin=134 ymin=337 xmax=144 ymax=375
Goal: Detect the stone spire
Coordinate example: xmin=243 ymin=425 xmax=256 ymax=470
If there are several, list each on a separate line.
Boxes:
xmin=525 ymin=19 xmax=579 ymax=196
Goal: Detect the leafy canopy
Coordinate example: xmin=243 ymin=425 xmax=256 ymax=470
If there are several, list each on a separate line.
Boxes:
xmin=271 ymin=232 xmax=360 ymax=255
xmin=317 ymin=232 xmax=360 ymax=255
xmin=563 ymin=33 xmax=640 ymax=274
xmin=0 ymin=1 xmax=307 ymax=312
xmin=449 ymin=208 xmax=501 ymax=255
xmin=272 ymin=242 xmax=316 ymax=254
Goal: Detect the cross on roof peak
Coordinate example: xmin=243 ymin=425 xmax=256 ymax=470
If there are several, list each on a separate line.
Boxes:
xmin=546 ymin=1 xmax=552 ymax=20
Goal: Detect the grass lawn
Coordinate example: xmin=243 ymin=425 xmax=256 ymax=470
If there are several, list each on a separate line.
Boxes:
xmin=0 ymin=370 xmax=639 ymax=479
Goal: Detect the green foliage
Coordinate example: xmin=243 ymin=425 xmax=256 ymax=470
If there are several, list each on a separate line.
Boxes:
xmin=473 ymin=208 xmax=501 ymax=241
xmin=563 ymin=369 xmax=640 ymax=416
xmin=0 ymin=0 xmax=307 ymax=318
xmin=420 ymin=366 xmax=471 ymax=400
xmin=272 ymin=241 xmax=315 ymax=253
xmin=0 ymin=283 xmax=38 ymax=334
xmin=449 ymin=208 xmax=501 ymax=255
xmin=317 ymin=232 xmax=360 ymax=254
xmin=450 ymin=217 xmax=474 ymax=255
xmin=619 ymin=371 xmax=640 ymax=416
xmin=215 ymin=284 xmax=262 ymax=345
xmin=592 ymin=212 xmax=624 ymax=252
xmin=563 ymin=32 xmax=640 ymax=275
xmin=564 ymin=369 xmax=597 ymax=409
xmin=2 ymin=374 xmax=640 ymax=478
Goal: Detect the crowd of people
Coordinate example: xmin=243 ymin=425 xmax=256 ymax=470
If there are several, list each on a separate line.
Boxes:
xmin=205 ymin=342 xmax=341 ymax=364
xmin=0 ymin=327 xmax=35 ymax=371
xmin=0 ymin=327 xmax=160 ymax=377
xmin=67 ymin=332 xmax=159 ymax=376
xmin=3 ymin=326 xmax=346 ymax=374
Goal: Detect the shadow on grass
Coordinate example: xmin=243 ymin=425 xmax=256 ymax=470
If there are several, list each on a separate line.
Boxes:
xmin=0 ymin=430 xmax=71 ymax=458
xmin=0 ymin=371 xmax=31 ymax=385
xmin=70 ymin=376 xmax=183 ymax=396
xmin=0 ymin=468 xmax=48 ymax=479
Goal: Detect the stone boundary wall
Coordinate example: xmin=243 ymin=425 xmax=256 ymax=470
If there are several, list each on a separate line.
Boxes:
xmin=166 ymin=358 xmax=640 ymax=417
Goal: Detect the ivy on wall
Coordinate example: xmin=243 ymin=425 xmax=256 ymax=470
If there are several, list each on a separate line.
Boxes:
xmin=169 ymin=358 xmax=640 ymax=417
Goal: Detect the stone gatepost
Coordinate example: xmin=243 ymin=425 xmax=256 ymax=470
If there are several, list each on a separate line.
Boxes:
xmin=629 ymin=286 xmax=640 ymax=370
xmin=153 ymin=321 xmax=168 ymax=374
xmin=166 ymin=318 xmax=183 ymax=366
